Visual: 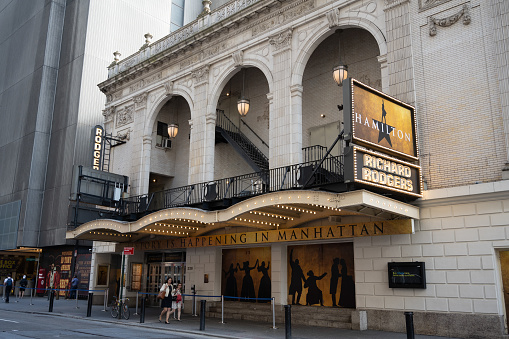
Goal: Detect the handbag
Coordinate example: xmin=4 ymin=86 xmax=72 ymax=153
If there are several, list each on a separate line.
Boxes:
xmin=171 ymin=294 xmax=177 ymax=301
xmin=157 ymin=290 xmax=166 ymax=300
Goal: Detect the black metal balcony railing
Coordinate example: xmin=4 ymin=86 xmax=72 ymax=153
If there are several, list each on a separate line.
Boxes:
xmin=118 ymin=156 xmax=344 ymax=216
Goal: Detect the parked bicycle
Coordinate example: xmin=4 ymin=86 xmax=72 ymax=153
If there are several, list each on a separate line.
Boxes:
xmin=110 ymin=296 xmax=130 ymax=320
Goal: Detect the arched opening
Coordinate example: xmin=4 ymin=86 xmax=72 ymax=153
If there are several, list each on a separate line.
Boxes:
xmin=149 ymin=95 xmax=191 ymax=192
xmin=302 ymin=28 xmax=381 ymax=159
xmin=214 ymin=67 xmax=270 ymax=179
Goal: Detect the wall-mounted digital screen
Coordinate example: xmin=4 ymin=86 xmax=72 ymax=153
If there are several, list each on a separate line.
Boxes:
xmin=388 ymin=262 xmax=426 ymax=289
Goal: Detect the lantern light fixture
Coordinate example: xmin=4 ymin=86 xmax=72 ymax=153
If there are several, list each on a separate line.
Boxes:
xmin=237 ymin=68 xmax=250 ymax=116
xmin=167 ymin=98 xmax=179 ymax=138
xmin=332 ymin=30 xmax=348 ymax=86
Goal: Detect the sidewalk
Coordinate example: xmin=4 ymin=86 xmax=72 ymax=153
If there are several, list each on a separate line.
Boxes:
xmin=0 ymin=294 xmax=457 ymax=339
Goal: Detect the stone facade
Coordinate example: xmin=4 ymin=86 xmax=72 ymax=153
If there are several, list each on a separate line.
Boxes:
xmin=89 ymin=0 xmax=509 ymax=337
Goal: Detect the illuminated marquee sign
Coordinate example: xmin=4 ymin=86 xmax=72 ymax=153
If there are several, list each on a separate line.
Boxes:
xmin=344 ymin=79 xmax=419 ymax=161
xmin=345 ymin=146 xmax=422 ymax=197
xmin=116 ymin=219 xmax=414 ymax=252
xmin=91 ymin=125 xmax=104 ymax=170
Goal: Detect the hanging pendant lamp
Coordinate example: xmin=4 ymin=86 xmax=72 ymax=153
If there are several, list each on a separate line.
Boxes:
xmin=332 ymin=30 xmax=348 ymax=86
xmin=237 ymin=68 xmax=250 ymax=116
xmin=167 ymin=98 xmax=179 ymax=138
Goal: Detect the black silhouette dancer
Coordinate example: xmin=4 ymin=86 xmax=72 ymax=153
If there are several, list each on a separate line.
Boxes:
xmin=257 ymin=261 xmax=271 ymax=303
xmin=338 ymin=259 xmax=355 ymax=308
xmin=304 ymin=270 xmax=327 ymax=306
xmin=238 ymin=259 xmax=258 ymax=302
xmin=223 ymin=263 xmax=238 ymax=299
xmin=289 ymin=249 xmax=306 ymax=305
xmin=330 ymin=258 xmax=340 ymax=307
xmin=381 ymin=100 xmax=387 ymax=124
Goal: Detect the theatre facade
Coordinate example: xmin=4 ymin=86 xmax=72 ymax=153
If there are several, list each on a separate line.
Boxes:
xmin=66 ymin=0 xmax=509 ymax=337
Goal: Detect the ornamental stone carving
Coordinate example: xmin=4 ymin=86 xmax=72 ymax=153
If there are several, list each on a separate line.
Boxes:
xmin=232 ymin=50 xmax=244 ymax=67
xmin=117 ymin=128 xmax=131 ymax=141
xmin=419 ymin=0 xmax=452 ymax=11
xmin=102 ymin=106 xmax=115 ymax=123
xmin=133 ymin=92 xmax=148 ymax=110
xmin=192 ymin=66 xmax=210 ymax=85
xmin=116 ymin=105 xmax=134 ymax=128
xmin=164 ymin=81 xmax=174 ymax=96
xmin=269 ymin=29 xmax=293 ymax=53
xmin=429 ymin=4 xmax=470 ymax=36
xmin=326 ymin=8 xmax=340 ymax=28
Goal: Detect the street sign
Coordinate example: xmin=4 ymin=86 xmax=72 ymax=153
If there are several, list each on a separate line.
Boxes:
xmin=123 ymin=247 xmax=134 ymax=255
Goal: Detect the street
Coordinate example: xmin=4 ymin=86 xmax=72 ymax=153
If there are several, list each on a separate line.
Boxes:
xmin=0 ymin=310 xmax=210 ymax=339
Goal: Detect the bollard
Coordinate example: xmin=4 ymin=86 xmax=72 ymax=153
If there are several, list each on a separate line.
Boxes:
xmin=272 ymin=297 xmax=277 ymax=329
xmin=221 ymin=295 xmax=225 ymax=324
xmin=87 ymin=293 xmax=93 ymax=317
xmin=48 ymin=290 xmax=55 ymax=312
xmin=140 ymin=295 xmax=145 ymax=323
xmin=284 ymin=304 xmax=292 ymax=339
xmin=102 ymin=289 xmax=107 ymax=311
xmin=30 ymin=287 xmax=34 ymax=306
xmin=405 ymin=312 xmax=415 ymax=339
xmin=134 ymin=292 xmax=139 ymax=315
xmin=199 ymin=300 xmax=206 ymax=331
xmin=76 ymin=288 xmax=79 ymax=309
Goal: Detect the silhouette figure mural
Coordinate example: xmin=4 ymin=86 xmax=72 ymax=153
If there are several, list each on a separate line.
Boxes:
xmin=288 ymin=243 xmax=355 ymax=308
xmin=223 ymin=263 xmax=238 ymax=299
xmin=338 ymin=258 xmax=355 ymax=308
xmin=222 ymin=247 xmax=271 ymax=302
xmin=257 ymin=261 xmax=271 ymax=302
xmin=330 ymin=258 xmax=340 ymax=307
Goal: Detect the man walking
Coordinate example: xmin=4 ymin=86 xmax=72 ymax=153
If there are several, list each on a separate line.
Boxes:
xmin=4 ymin=275 xmax=13 ymax=303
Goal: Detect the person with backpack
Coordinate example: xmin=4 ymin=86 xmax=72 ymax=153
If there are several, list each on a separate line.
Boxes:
xmin=18 ymin=275 xmax=28 ymax=299
xmin=4 ymin=275 xmax=13 ymax=303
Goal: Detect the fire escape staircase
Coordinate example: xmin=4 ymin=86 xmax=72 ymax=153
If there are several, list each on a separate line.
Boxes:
xmin=215 ymin=109 xmax=269 ymax=173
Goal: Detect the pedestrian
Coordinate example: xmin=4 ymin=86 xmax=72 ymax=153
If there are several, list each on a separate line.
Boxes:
xmin=69 ymin=274 xmax=79 ymax=299
xmin=172 ymin=283 xmax=183 ymax=321
xmin=19 ymin=275 xmax=28 ymax=299
xmin=4 ymin=275 xmax=13 ymax=303
xmin=158 ymin=277 xmax=173 ymax=324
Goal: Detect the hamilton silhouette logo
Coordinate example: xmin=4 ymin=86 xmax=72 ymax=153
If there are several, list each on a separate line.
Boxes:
xmin=372 ymin=100 xmax=395 ymax=147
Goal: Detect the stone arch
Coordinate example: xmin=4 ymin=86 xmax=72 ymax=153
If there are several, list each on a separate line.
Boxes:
xmin=207 ymin=55 xmax=274 ymax=113
xmin=143 ymin=83 xmax=195 ymax=137
xmin=291 ymin=16 xmax=387 ymax=87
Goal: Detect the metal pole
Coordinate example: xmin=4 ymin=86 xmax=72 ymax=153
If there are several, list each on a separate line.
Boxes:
xmin=272 ymin=297 xmax=277 ymax=329
xmin=30 ymin=287 xmax=34 ymax=305
xmin=199 ymin=300 xmax=206 ymax=331
xmin=87 ymin=292 xmax=93 ymax=317
xmin=76 ymin=287 xmax=79 ymax=309
xmin=134 ymin=291 xmax=139 ymax=315
xmin=284 ymin=304 xmax=291 ymax=339
xmin=48 ymin=290 xmax=55 ymax=312
xmin=405 ymin=312 xmax=415 ymax=339
xmin=118 ymin=254 xmax=125 ymax=320
xmin=102 ymin=289 xmax=107 ymax=311
xmin=221 ymin=295 xmax=225 ymax=324
xmin=140 ymin=295 xmax=145 ymax=323
xmin=192 ymin=287 xmax=197 ymax=316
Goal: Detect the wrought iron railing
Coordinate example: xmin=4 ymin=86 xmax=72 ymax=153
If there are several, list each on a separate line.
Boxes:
xmin=216 ymin=110 xmax=269 ymax=171
xmin=116 ymin=156 xmax=343 ymax=216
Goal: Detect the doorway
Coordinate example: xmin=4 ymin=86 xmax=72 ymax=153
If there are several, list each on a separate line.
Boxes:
xmin=500 ymin=250 xmax=509 ymax=331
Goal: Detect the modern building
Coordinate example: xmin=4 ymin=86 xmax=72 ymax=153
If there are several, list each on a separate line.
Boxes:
xmin=0 ymin=0 xmax=196 ymax=294
xmin=60 ymin=0 xmax=509 ymax=337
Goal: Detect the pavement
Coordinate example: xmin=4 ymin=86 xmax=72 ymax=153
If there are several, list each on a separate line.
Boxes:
xmin=0 ymin=292 xmax=457 ymax=339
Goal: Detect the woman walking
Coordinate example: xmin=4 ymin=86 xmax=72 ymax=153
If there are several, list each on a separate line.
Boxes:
xmin=172 ymin=283 xmax=183 ymax=321
xmin=159 ymin=277 xmax=174 ymax=324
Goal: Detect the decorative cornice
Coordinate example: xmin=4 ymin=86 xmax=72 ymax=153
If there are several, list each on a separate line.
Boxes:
xmin=232 ymin=50 xmax=244 ymax=67
xmin=326 ymin=8 xmax=340 ymax=28
xmin=116 ymin=105 xmax=134 ymax=128
xmin=192 ymin=65 xmax=210 ymax=85
xmin=429 ymin=4 xmax=470 ymax=36
xmin=269 ymin=28 xmax=293 ymax=53
xmin=290 ymin=84 xmax=303 ymax=96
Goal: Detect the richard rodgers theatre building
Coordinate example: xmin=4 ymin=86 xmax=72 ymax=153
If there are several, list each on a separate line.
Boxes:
xmin=67 ymin=0 xmax=509 ymax=337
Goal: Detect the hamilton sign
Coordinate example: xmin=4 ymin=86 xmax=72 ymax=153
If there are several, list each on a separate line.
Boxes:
xmin=343 ymin=79 xmax=418 ymax=161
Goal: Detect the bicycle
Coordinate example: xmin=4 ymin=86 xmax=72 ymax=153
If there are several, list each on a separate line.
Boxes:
xmin=110 ymin=296 xmax=130 ymax=320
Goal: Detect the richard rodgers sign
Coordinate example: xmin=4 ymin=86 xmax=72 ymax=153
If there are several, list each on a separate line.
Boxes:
xmin=345 ymin=146 xmax=422 ymax=197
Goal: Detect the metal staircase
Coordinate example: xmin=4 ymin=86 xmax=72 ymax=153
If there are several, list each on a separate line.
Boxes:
xmin=216 ymin=109 xmax=269 ymax=172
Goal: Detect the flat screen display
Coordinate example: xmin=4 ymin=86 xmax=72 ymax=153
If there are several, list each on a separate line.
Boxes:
xmin=388 ymin=262 xmax=426 ymax=289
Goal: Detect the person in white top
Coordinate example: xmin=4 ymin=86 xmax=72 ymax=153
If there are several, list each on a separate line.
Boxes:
xmin=172 ymin=283 xmax=183 ymax=321
xmin=159 ymin=277 xmax=173 ymax=324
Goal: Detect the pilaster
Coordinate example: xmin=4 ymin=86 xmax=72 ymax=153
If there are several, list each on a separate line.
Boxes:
xmin=383 ymin=0 xmax=415 ymax=105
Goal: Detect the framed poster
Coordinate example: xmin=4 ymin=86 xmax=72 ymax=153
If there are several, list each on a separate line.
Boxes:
xmin=130 ymin=263 xmax=142 ymax=291
xmin=96 ymin=264 xmax=109 ymax=287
